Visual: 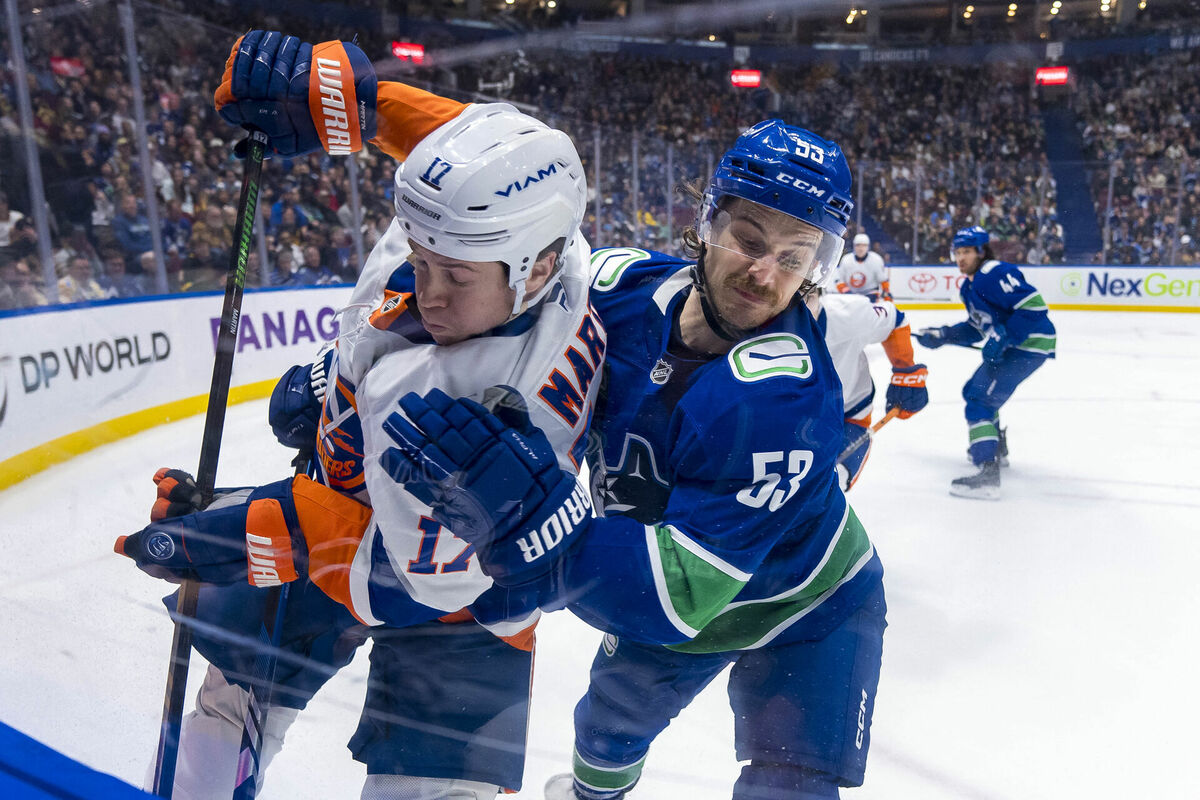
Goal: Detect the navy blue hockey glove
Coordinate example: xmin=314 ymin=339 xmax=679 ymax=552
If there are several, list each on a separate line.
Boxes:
xmin=214 ymin=30 xmax=377 ymax=159
xmin=118 ymin=478 xmax=299 ymax=586
xmin=118 ymin=475 xmax=372 ymax=589
xmin=914 ymin=326 xmax=948 ymax=349
xmin=982 ymin=326 xmax=1010 ymax=363
xmin=269 ymin=343 xmax=334 ymax=450
xmin=886 ymin=363 xmax=929 ymax=419
xmin=380 ymin=386 xmax=591 ymax=587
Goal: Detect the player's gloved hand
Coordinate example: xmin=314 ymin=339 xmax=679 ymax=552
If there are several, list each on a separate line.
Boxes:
xmin=982 ymin=326 xmax=1010 ymax=363
xmin=914 ymin=326 xmax=948 ymax=349
xmin=117 ymin=475 xmax=370 ymax=589
xmin=150 ymin=468 xmax=203 ymax=521
xmin=149 ymin=468 xmax=252 ymax=521
xmin=213 ymin=30 xmax=377 ymax=159
xmin=380 ymin=386 xmax=592 ymax=588
xmin=886 ymin=364 xmax=929 ymax=418
xmin=269 ymin=341 xmax=335 ymax=449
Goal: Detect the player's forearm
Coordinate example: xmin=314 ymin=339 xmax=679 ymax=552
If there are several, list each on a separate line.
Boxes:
xmin=370 ymin=81 xmax=468 ymax=162
xmin=560 ymin=515 xmax=747 ymax=646
xmin=945 ymin=320 xmax=984 ymax=345
xmin=881 ymin=323 xmax=916 ymax=367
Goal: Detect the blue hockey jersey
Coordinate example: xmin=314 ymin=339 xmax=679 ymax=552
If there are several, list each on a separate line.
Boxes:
xmin=944 ymin=260 xmax=1057 ymax=356
xmin=561 ymin=248 xmax=883 ymax=653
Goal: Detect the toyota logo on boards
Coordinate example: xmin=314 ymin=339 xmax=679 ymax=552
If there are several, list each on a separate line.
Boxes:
xmin=909 ymin=273 xmax=937 ymax=294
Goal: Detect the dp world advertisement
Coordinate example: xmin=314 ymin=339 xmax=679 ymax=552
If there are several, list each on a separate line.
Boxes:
xmin=891 ymin=264 xmax=1200 ymax=312
xmin=0 ymin=285 xmax=353 ymax=484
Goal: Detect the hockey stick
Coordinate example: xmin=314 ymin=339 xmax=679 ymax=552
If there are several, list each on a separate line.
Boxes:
xmin=231 ymin=449 xmax=312 ymax=800
xmin=911 ymin=331 xmax=983 ymax=350
xmin=151 ymin=129 xmax=269 ymax=798
xmin=836 ymin=407 xmax=900 ymax=466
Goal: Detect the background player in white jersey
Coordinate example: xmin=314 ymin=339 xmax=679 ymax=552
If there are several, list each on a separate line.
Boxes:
xmin=116 ymin=32 xmax=600 ymax=799
xmin=915 ymin=225 xmax=1056 ymax=499
xmin=820 ymin=291 xmax=928 ymax=491
xmin=835 ymin=232 xmax=890 ymax=300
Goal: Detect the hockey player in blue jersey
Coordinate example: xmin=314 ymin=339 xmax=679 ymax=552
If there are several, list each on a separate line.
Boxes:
xmin=384 ymin=121 xmax=886 ymax=800
xmin=915 ymin=225 xmax=1056 ymax=499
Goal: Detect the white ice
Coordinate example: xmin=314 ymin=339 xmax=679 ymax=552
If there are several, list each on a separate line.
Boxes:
xmin=1 ymin=309 xmax=1198 ymax=799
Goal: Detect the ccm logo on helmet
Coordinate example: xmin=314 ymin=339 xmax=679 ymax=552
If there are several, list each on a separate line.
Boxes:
xmin=496 ymin=162 xmax=559 ymax=198
xmin=775 ymin=171 xmax=827 ymax=199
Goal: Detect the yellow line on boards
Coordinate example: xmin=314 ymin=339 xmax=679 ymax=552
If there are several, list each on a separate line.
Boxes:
xmin=895 ymin=303 xmax=1200 ymax=313
xmin=0 ymin=379 xmax=276 ymax=491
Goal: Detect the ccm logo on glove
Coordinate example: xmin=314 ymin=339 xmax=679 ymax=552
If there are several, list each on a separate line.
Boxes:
xmin=517 ymin=482 xmax=592 ymax=563
xmin=890 ymin=371 xmax=927 ymax=387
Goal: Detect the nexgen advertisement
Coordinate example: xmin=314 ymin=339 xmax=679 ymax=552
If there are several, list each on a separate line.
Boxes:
xmin=0 ymin=286 xmax=353 ymax=483
xmin=890 ymin=264 xmax=1200 ymax=311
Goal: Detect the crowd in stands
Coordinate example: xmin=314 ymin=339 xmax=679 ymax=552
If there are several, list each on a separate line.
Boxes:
xmin=0 ymin=3 xmax=397 ymax=311
xmin=476 ymin=52 xmax=1061 ymax=265
xmin=2 ymin=2 xmax=1198 ymax=312
xmin=1074 ymin=49 xmax=1200 ymax=265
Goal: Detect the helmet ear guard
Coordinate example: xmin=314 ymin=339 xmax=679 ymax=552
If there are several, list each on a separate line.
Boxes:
xmin=393 ymin=104 xmax=587 ymax=317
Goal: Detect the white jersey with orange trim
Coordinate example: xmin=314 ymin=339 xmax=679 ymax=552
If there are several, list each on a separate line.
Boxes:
xmin=820 ymin=292 xmax=904 ymax=423
xmin=835 ymin=250 xmax=888 ymax=295
xmin=316 ymin=218 xmax=604 ymax=625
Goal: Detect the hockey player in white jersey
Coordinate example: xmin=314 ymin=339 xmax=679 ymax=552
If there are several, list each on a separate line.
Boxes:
xmin=820 ymin=291 xmax=928 ymax=490
xmin=116 ymin=32 xmax=600 ymax=800
xmin=835 ymin=233 xmax=891 ymax=300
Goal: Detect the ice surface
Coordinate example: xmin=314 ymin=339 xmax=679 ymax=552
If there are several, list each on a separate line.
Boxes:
xmin=1 ymin=309 xmax=1197 ymax=799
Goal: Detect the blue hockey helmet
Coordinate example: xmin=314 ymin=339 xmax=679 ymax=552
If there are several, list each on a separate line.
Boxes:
xmin=699 ymin=120 xmax=854 ymax=291
xmin=952 ymin=225 xmax=990 ymax=252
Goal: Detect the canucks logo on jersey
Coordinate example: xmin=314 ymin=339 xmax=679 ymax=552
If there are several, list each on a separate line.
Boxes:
xmin=595 ymin=432 xmax=671 ymax=525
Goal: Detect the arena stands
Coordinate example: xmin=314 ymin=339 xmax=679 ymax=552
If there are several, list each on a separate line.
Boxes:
xmin=3 ymin=1 xmax=1198 ymax=311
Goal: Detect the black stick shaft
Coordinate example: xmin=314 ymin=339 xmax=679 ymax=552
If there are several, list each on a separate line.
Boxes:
xmin=152 ymin=130 xmax=269 ymax=798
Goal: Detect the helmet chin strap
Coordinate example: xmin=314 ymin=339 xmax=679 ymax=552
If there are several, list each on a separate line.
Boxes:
xmin=690 ymin=248 xmax=746 ymax=343
xmin=508 ymin=276 xmax=528 ymax=319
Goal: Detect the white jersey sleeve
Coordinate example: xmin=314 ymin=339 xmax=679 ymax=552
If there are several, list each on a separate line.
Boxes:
xmin=315 ymin=226 xmax=604 ymax=623
xmin=820 ymin=293 xmax=900 ymax=419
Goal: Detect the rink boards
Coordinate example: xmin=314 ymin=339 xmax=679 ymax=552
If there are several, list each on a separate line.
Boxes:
xmin=890 ymin=263 xmax=1200 ymax=311
xmin=0 ymin=285 xmax=351 ymax=488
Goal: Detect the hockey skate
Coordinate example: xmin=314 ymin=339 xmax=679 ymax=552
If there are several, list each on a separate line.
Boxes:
xmin=544 ymin=774 xmax=580 ymax=800
xmin=966 ymin=426 xmax=1009 ymax=467
xmin=950 ymin=460 xmax=1000 ymax=500
xmin=996 ymin=426 xmax=1009 ymax=467
xmin=544 ymin=773 xmax=631 ymax=800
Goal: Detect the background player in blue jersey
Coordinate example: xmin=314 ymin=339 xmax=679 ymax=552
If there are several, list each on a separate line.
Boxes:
xmin=915 ymin=225 xmax=1057 ymax=499
xmin=384 ymin=121 xmax=887 ymax=800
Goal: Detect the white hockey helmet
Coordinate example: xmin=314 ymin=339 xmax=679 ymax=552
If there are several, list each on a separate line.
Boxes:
xmin=394 ymin=103 xmax=587 ymax=316
xmin=853 ymin=233 xmax=870 ymax=246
